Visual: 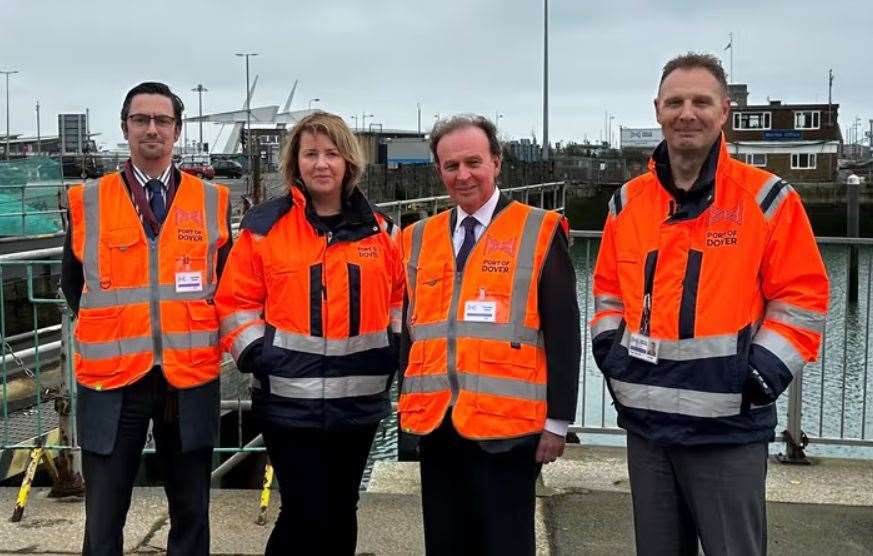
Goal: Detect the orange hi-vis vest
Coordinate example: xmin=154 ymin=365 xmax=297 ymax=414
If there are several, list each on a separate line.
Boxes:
xmin=398 ymin=201 xmax=564 ymax=440
xmin=67 ymin=171 xmax=230 ymax=390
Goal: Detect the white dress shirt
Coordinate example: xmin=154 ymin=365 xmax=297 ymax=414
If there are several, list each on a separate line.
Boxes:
xmin=452 ymin=186 xmax=569 ymax=438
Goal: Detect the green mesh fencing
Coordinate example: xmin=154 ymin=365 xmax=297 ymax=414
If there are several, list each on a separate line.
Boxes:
xmin=0 ymin=158 xmax=64 ymax=236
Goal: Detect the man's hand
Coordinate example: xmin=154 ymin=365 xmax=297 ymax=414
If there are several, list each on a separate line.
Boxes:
xmin=535 ymin=430 xmax=566 ymax=464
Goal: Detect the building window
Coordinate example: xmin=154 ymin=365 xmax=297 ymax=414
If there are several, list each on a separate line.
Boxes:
xmin=744 ymin=153 xmax=767 ymax=167
xmin=794 ymin=111 xmax=820 ymax=130
xmin=733 ymin=112 xmax=771 ymax=130
xmin=791 ymin=153 xmax=817 ymax=169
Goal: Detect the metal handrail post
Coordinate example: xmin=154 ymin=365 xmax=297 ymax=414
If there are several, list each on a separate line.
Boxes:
xmin=778 ymin=372 xmax=809 ymax=464
xmin=49 ymin=288 xmax=84 ymax=496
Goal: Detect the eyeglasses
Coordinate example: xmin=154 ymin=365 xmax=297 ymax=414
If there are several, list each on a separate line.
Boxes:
xmin=127 ymin=114 xmax=176 ymax=129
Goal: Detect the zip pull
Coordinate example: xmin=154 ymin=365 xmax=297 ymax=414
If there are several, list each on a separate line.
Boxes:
xmin=326 ymin=231 xmax=333 ymax=245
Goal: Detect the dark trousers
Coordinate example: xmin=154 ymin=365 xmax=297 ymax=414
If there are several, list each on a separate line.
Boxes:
xmin=626 ymin=432 xmax=768 ymax=556
xmin=81 ymin=370 xmax=213 ymax=556
xmin=419 ymin=418 xmax=541 ymax=556
xmin=261 ymin=421 xmax=379 ymax=556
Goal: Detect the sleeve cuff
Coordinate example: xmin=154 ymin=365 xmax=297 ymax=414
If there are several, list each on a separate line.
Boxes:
xmin=545 ymin=418 xmax=569 ymax=437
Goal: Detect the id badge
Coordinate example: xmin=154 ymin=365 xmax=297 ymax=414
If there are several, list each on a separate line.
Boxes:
xmin=175 ymin=271 xmax=203 ymax=293
xmin=464 ymin=300 xmax=497 ymax=322
xmin=628 ymin=332 xmax=659 ymax=364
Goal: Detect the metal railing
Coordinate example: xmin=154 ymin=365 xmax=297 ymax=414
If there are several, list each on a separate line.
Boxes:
xmin=570 ymin=231 xmax=873 ymax=461
xmin=1 ymin=219 xmax=871 ymax=483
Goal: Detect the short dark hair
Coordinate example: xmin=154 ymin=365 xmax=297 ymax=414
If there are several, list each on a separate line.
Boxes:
xmin=430 ymin=114 xmax=501 ymax=166
xmin=659 ymin=53 xmax=729 ymax=97
xmin=121 ymin=82 xmax=184 ymax=129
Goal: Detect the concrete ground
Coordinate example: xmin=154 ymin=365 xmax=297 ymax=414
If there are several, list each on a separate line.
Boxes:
xmin=0 ymin=445 xmax=870 ymax=554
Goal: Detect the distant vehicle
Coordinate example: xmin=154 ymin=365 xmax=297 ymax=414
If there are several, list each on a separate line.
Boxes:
xmin=179 ymin=161 xmax=215 ymax=180
xmin=211 ymin=159 xmax=244 ymax=179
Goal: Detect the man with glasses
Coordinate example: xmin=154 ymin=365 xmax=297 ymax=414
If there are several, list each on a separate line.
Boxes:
xmin=61 ymin=82 xmax=233 ymax=555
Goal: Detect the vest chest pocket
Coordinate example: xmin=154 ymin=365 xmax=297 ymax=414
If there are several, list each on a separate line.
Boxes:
xmin=100 ymin=226 xmax=145 ymax=288
xmin=412 ymin=264 xmax=448 ymax=324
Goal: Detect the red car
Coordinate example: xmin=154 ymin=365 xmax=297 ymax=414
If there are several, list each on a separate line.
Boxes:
xmin=179 ymin=161 xmax=215 ymax=180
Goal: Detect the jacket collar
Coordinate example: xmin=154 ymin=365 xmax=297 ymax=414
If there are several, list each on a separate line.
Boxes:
xmin=292 ymin=184 xmax=379 ymax=239
xmin=648 ymin=132 xmax=728 ymax=222
xmin=449 ymin=192 xmax=513 ymax=231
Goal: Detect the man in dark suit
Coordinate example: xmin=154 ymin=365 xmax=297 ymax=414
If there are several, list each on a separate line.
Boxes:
xmin=61 ymin=82 xmax=232 ymax=555
xmin=398 ymin=114 xmax=581 ymax=555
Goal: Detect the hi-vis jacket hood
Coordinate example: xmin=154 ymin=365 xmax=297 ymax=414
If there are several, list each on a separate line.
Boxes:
xmin=591 ymin=134 xmax=829 ymax=446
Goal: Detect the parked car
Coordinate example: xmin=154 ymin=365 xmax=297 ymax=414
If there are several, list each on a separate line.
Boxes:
xmin=211 ymin=159 xmax=245 ymax=179
xmin=179 ymin=161 xmax=215 ymax=180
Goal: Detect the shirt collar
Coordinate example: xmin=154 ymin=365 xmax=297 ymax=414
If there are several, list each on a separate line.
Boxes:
xmin=131 ymin=162 xmax=172 ymax=188
xmin=455 ymin=186 xmax=500 ymax=233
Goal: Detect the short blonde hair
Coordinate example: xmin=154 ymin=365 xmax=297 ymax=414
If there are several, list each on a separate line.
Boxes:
xmin=280 ymin=111 xmax=365 ymax=196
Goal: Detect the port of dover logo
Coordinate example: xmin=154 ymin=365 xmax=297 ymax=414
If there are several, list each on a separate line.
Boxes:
xmin=706 ymin=204 xmax=742 ymax=247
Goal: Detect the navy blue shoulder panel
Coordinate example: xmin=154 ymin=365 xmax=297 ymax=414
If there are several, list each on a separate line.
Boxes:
xmin=240 ymin=195 xmax=293 ymax=235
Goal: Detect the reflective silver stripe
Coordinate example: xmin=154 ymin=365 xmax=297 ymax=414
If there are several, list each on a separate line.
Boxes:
xmin=268 ymin=374 xmax=389 ymax=399
xmin=390 ymin=307 xmax=402 ymax=334
xmin=411 ymin=321 xmax=542 ymax=346
xmin=163 ymin=330 xmax=218 ymax=350
xmin=610 ymin=378 xmax=742 ymax=418
xmin=608 ymin=182 xmax=630 ymax=216
xmin=81 ymin=181 xmax=102 ymax=293
xmin=272 ymin=329 xmax=389 ymax=356
xmin=591 ymin=315 xmax=621 ymax=339
xmin=594 ymin=294 xmax=624 ymax=314
xmin=203 ymin=183 xmax=219 ymax=286
xmin=752 ymin=327 xmax=806 ymax=376
xmin=620 ymin=328 xmax=738 ymax=361
xmin=231 ymin=322 xmax=265 ymax=362
xmin=401 ymin=373 xmax=451 ymax=395
xmin=755 ymin=175 xmax=794 ymax=220
xmin=765 ymin=300 xmax=826 ymax=334
xmin=81 ymin=284 xmax=216 ymax=309
xmin=509 ymin=208 xmax=548 ymax=333
xmin=405 ymin=219 xmax=427 ymax=331
xmin=251 ymin=376 xmax=262 ymax=389
xmin=220 ymin=309 xmax=262 ymax=337
xmin=75 ymin=335 xmax=152 ymax=360
xmin=457 ymin=370 xmax=546 ymax=402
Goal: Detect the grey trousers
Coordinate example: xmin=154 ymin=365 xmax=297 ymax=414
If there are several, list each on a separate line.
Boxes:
xmin=626 ymin=432 xmax=768 ymax=556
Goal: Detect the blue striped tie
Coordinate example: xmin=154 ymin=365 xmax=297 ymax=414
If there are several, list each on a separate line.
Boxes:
xmin=145 ymin=179 xmax=166 ymax=223
xmin=455 ymin=216 xmax=478 ymax=270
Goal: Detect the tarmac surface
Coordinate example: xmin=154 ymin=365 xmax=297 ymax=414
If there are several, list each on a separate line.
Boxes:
xmin=0 ymin=445 xmax=871 ymax=554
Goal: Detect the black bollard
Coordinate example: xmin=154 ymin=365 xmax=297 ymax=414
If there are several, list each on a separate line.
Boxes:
xmin=847 ymin=175 xmax=860 ymax=303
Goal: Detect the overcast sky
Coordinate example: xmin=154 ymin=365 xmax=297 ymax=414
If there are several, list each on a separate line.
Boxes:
xmin=1 ymin=0 xmax=870 ymax=150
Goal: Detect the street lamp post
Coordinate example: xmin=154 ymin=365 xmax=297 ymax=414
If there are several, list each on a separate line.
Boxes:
xmin=1 ymin=70 xmax=19 ymax=160
xmin=350 ymin=115 xmax=359 ymax=131
xmin=191 ymin=84 xmax=208 ymax=153
xmin=308 ymin=98 xmax=320 ymax=110
xmin=495 ymin=112 xmax=503 ymax=130
xmin=35 ymin=100 xmax=41 ymax=155
xmin=235 ymin=53 xmax=259 ymax=200
xmin=361 ymin=112 xmax=374 ymax=131
xmin=542 ymin=0 xmax=549 ymax=161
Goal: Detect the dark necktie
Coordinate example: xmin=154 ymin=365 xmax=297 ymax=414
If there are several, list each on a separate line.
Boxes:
xmin=455 ymin=216 xmax=478 ymax=270
xmin=145 ymin=179 xmax=166 ymax=223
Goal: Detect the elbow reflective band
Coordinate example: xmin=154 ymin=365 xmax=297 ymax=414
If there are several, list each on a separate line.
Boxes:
xmin=272 ymin=329 xmax=389 ymax=356
xmin=752 ymin=327 xmax=806 ymax=375
xmin=764 ymin=300 xmax=826 ymax=334
xmin=252 ymin=374 xmax=390 ymax=399
xmin=594 ymin=294 xmax=624 ymax=314
xmin=609 ymin=378 xmax=742 ymax=418
xmin=220 ymin=309 xmax=263 ymax=337
xmin=591 ymin=315 xmax=621 ymax=339
xmin=231 ymin=322 xmax=266 ymax=362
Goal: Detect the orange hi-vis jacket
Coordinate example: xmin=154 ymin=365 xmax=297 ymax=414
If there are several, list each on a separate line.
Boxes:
xmin=67 ymin=171 xmax=230 ymax=390
xmin=398 ymin=201 xmax=565 ymax=440
xmin=215 ymin=186 xmax=404 ymax=428
xmin=591 ymin=137 xmax=829 ymax=445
